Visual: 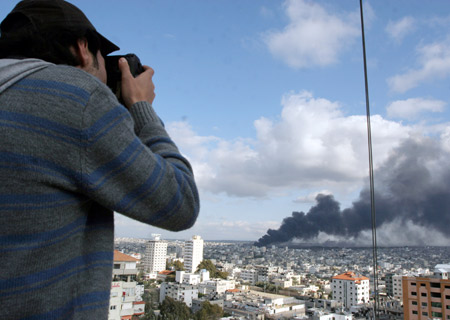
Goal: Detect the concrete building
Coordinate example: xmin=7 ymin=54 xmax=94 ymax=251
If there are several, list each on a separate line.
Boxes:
xmin=332 ymin=272 xmax=370 ymax=309
xmin=386 ymin=273 xmax=394 ymax=297
xmin=240 ymin=268 xmax=258 ymax=285
xmin=184 ymin=235 xmax=204 ymax=273
xmin=198 ymin=279 xmax=236 ymax=296
xmin=143 ymin=234 xmax=168 ymax=273
xmin=386 ymin=273 xmax=404 ymax=300
xmin=159 ymin=282 xmax=199 ymax=307
xmin=224 ymin=290 xmax=305 ymax=319
xmin=109 ymin=251 xmax=142 ymax=320
xmin=175 ymin=269 xmax=210 ymax=285
xmin=402 ymin=264 xmax=450 ymax=320
xmin=311 ymin=310 xmax=353 ymax=320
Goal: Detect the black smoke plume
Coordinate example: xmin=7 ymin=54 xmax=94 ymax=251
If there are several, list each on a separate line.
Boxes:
xmin=255 ymin=137 xmax=450 ymax=247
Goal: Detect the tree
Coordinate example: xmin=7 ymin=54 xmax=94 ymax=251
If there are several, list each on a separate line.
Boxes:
xmin=194 ymin=301 xmax=223 ymax=320
xmin=137 ymin=270 xmax=145 ymax=283
xmin=196 ymin=260 xmax=229 ymax=279
xmin=137 ymin=312 xmax=157 ymax=320
xmin=255 ymin=282 xmax=276 ymax=293
xmin=159 ymin=297 xmax=191 ymax=320
xmin=167 ymin=260 xmax=185 ymax=271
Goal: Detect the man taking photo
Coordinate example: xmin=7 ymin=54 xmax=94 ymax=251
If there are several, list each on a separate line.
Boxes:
xmin=0 ymin=1 xmax=200 ymax=318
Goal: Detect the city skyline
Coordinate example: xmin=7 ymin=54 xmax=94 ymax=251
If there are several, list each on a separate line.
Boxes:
xmin=2 ymin=1 xmax=450 ymax=243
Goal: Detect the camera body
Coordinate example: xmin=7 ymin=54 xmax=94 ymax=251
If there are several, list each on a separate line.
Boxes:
xmin=105 ymin=53 xmax=144 ymax=103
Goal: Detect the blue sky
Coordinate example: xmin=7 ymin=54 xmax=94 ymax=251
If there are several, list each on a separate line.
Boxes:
xmin=2 ymin=0 xmax=450 ymax=245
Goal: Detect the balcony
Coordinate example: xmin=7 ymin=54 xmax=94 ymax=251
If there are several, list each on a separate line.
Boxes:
xmin=113 ymin=268 xmax=138 ymax=276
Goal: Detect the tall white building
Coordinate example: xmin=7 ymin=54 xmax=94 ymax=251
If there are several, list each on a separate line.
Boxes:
xmin=332 ymin=272 xmax=370 ymax=308
xmin=184 ymin=235 xmax=204 ymax=273
xmin=144 ymin=234 xmax=168 ymax=273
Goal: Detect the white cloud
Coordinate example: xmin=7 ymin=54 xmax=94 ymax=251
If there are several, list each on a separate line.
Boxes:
xmin=385 ymin=16 xmax=416 ymax=43
xmin=387 ymin=98 xmax=446 ymax=120
xmin=295 ymin=190 xmax=332 ymax=204
xmin=200 ymin=220 xmax=280 ymax=241
xmin=263 ymin=0 xmax=359 ymax=68
xmin=388 ymin=38 xmax=450 ymax=93
xmin=168 ymin=91 xmax=411 ymax=198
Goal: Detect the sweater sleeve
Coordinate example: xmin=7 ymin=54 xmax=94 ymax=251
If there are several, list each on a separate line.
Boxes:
xmin=81 ymin=84 xmax=199 ymax=231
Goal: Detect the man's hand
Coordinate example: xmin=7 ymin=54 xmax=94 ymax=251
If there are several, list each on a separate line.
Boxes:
xmin=119 ymin=58 xmax=155 ymax=108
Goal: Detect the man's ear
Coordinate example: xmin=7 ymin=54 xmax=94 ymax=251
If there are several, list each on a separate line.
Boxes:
xmin=73 ymin=38 xmax=91 ymax=68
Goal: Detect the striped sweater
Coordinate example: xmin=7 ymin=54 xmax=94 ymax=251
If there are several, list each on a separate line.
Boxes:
xmin=0 ymin=59 xmax=199 ymax=319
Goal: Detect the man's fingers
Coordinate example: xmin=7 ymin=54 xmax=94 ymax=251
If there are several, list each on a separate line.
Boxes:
xmin=142 ymin=65 xmax=154 ymax=75
xmin=118 ymin=58 xmax=132 ymax=78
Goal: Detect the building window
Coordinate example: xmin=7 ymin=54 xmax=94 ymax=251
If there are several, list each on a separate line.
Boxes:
xmin=413 ymin=311 xmax=418 ymax=315
xmin=412 ymin=282 xmax=416 ymax=286
xmin=110 ymin=305 xmax=116 ymax=310
xmin=431 ymin=292 xmax=442 ymax=298
xmin=420 ymin=283 xmax=426 ymax=287
xmin=421 ymin=292 xmax=427 ymax=297
xmin=412 ymin=292 xmax=417 ymax=296
xmin=432 ymin=312 xmax=443 ymax=318
xmin=422 ymin=312 xmax=428 ymax=316
xmin=412 ymin=301 xmax=418 ymax=306
xmin=431 ymin=282 xmax=441 ymax=288
xmin=422 ymin=302 xmax=427 ymax=307
xmin=113 ymin=264 xmax=121 ymax=269
xmin=432 ymin=302 xmax=442 ymax=308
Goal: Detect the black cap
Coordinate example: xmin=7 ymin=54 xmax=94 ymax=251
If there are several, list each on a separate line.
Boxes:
xmin=1 ymin=0 xmax=120 ymax=55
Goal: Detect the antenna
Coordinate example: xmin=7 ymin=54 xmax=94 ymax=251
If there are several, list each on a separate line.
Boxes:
xmin=359 ymin=0 xmax=379 ymax=318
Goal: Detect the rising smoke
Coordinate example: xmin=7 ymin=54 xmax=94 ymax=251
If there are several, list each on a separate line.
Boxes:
xmin=255 ymin=137 xmax=450 ymax=247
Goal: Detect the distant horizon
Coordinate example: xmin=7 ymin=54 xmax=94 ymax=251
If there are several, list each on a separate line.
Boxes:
xmin=114 ymin=236 xmax=450 ymax=248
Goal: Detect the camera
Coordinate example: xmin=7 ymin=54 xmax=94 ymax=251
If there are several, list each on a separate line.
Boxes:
xmin=105 ymin=53 xmax=145 ymax=103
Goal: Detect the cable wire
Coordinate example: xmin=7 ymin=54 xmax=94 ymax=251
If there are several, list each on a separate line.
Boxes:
xmin=359 ymin=0 xmax=380 ymax=318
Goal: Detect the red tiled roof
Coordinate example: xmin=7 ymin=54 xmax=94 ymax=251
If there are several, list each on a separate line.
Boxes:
xmin=114 ymin=250 xmax=139 ymax=262
xmin=332 ymin=271 xmax=369 ymax=281
xmin=158 ymin=270 xmax=174 ymax=275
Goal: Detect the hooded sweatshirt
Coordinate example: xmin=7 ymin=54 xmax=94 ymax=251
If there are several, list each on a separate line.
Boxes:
xmin=0 ymin=59 xmax=199 ymax=319
xmin=0 ymin=58 xmax=52 ymax=93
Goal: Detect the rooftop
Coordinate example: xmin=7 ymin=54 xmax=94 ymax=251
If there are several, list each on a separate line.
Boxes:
xmin=113 ymin=250 xmax=139 ymax=262
xmin=332 ymin=271 xmax=369 ymax=282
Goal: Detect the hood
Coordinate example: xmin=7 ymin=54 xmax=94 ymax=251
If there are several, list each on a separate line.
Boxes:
xmin=0 ymin=58 xmax=52 ymax=94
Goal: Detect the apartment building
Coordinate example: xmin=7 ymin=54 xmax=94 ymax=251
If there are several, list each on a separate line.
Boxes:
xmin=143 ymin=234 xmax=168 ymax=273
xmin=109 ymin=251 xmax=142 ymax=320
xmin=184 ymin=235 xmax=204 ymax=273
xmin=331 ymin=272 xmax=370 ymax=308
xmin=386 ymin=273 xmax=404 ymax=300
xmin=240 ymin=268 xmax=258 ymax=285
xmin=175 ymin=269 xmax=210 ymax=285
xmin=403 ymin=264 xmax=450 ymax=320
xmin=159 ymin=282 xmax=199 ymax=307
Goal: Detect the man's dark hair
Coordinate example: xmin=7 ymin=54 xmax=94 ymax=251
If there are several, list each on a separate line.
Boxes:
xmin=0 ymin=12 xmax=101 ymax=65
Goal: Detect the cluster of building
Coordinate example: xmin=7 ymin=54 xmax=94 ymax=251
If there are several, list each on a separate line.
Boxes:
xmin=110 ymin=237 xmax=450 ymax=320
